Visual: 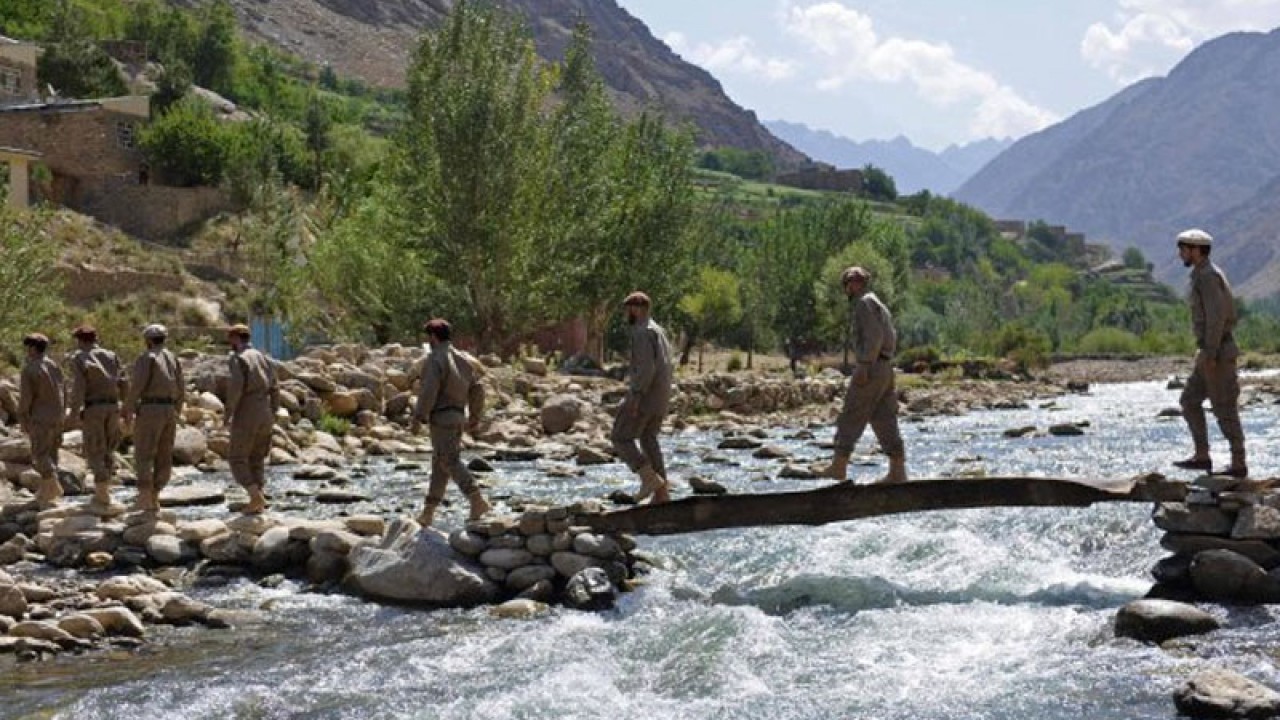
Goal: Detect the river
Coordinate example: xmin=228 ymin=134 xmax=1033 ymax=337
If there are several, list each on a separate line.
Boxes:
xmin=5 ymin=377 xmax=1280 ymax=719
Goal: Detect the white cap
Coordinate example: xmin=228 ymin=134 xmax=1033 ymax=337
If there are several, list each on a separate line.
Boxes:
xmin=142 ymin=323 xmax=168 ymax=339
xmin=1176 ymin=228 xmax=1213 ymax=247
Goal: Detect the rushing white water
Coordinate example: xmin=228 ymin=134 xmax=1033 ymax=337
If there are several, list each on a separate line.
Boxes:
xmin=7 ymin=377 xmax=1280 ymax=719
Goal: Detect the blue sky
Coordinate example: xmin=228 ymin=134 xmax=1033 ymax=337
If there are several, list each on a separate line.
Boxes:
xmin=615 ymin=0 xmax=1280 ymax=150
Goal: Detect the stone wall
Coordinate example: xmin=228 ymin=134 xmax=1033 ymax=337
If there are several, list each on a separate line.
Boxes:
xmin=57 ymin=266 xmax=185 ymax=305
xmin=0 ymin=103 xmax=144 ymax=180
xmin=75 ymin=184 xmax=235 ymax=242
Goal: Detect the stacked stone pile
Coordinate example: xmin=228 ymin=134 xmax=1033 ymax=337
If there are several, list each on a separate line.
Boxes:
xmin=1149 ymin=475 xmax=1280 ymax=604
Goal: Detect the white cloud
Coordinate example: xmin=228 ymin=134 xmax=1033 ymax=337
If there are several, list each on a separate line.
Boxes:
xmin=782 ymin=2 xmax=1058 ymax=139
xmin=664 ymin=32 xmax=798 ymax=82
xmin=1082 ymin=0 xmax=1280 ymax=83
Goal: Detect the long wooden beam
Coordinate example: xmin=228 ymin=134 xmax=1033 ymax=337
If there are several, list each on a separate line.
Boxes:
xmin=579 ymin=475 xmax=1184 ymax=536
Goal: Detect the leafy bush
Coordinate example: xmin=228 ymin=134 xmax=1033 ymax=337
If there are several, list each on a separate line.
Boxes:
xmin=726 ymin=352 xmax=744 ymax=372
xmin=140 ymin=96 xmax=230 ymax=187
xmin=1077 ymin=327 xmax=1142 ymax=354
xmin=317 ymin=413 xmax=351 ymax=436
xmin=897 ymin=345 xmax=940 ymax=371
xmin=993 ymin=323 xmax=1051 ymax=370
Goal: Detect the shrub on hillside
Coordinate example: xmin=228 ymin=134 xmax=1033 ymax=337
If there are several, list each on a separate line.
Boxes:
xmin=140 ymin=96 xmax=230 ymax=187
xmin=993 ymin=323 xmax=1050 ymax=370
xmin=1077 ymin=327 xmax=1141 ymax=354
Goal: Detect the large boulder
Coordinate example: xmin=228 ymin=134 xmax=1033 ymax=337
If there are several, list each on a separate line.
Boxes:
xmin=344 ymin=519 xmax=499 ymax=608
xmin=1190 ymin=550 xmax=1280 ymax=604
xmin=540 ymin=395 xmax=583 ymax=435
xmin=1114 ymin=599 xmax=1220 ymax=644
xmin=1174 ymin=668 xmax=1280 ymax=719
xmin=172 ymin=428 xmax=208 ymax=466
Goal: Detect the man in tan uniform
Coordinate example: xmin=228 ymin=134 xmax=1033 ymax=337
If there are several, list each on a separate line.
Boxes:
xmin=818 ymin=266 xmax=907 ymax=484
xmin=224 ymin=323 xmax=279 ymax=515
xmin=67 ymin=325 xmax=126 ymax=508
xmin=1172 ymin=229 xmax=1247 ymax=477
xmin=19 ymin=333 xmax=64 ymax=508
xmin=410 ymin=318 xmax=491 ymax=526
xmin=610 ymin=291 xmax=674 ymax=504
xmin=123 ymin=324 xmax=184 ymax=512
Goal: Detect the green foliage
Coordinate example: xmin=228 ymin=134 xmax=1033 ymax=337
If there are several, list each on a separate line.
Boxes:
xmin=1122 ymin=246 xmax=1148 ymax=270
xmin=1077 ymin=327 xmax=1142 ymax=354
xmin=151 ymin=59 xmax=193 ymax=115
xmin=192 ymin=0 xmax=238 ymax=97
xmin=679 ymin=266 xmax=743 ymax=346
xmin=726 ymin=352 xmax=744 ymax=372
xmin=316 ymin=413 xmax=351 ymax=437
xmin=37 ymin=39 xmax=127 ymax=99
xmin=862 ymin=164 xmax=897 ymax=201
xmin=0 ymin=207 xmax=64 ymax=359
xmin=139 ymin=96 xmax=230 ymax=187
xmin=697 ymin=148 xmax=774 ymax=181
xmin=993 ymin=322 xmax=1051 ymax=369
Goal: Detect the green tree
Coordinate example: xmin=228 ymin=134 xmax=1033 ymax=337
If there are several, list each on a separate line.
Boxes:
xmin=1122 ymin=246 xmax=1147 ymax=270
xmin=151 ymin=58 xmax=192 ymax=115
xmin=304 ymin=90 xmax=331 ymax=186
xmin=192 ymin=0 xmax=237 ymax=96
xmin=0 ymin=207 xmax=63 ymax=360
xmin=678 ymin=266 xmax=742 ymax=369
xmin=862 ymin=164 xmax=897 ymax=201
xmin=139 ymin=95 xmax=230 ymax=187
xmin=397 ymin=1 xmax=555 ymax=350
xmin=37 ymin=40 xmax=127 ymax=99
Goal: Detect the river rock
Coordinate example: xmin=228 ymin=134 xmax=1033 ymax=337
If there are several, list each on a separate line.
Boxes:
xmin=344 ymin=516 xmax=386 ymax=537
xmin=1174 ymin=668 xmax=1280 ymax=719
xmin=1162 ymin=534 xmax=1280 ymax=570
xmin=97 ymin=575 xmax=168 ymax=600
xmin=122 ymin=520 xmax=176 ymax=547
xmin=82 ymin=607 xmax=145 ymax=637
xmin=9 ymin=620 xmax=75 ymax=646
xmin=551 ymin=551 xmax=599 ymax=578
xmin=345 ymin=520 xmax=499 ymax=607
xmin=1114 ymin=599 xmax=1220 ymax=644
xmin=479 ymin=548 xmax=534 ymax=570
xmin=311 ymin=529 xmax=363 ymax=556
xmin=172 ymin=428 xmax=208 ymax=465
xmin=1190 ymin=549 xmax=1280 ymax=604
xmin=490 ymin=598 xmax=549 ymax=619
xmin=575 ymin=446 xmax=613 ymax=465
xmin=1233 ymin=505 xmax=1280 ymax=541
xmin=505 ymin=565 xmax=557 ymax=592
xmin=160 ymin=483 xmax=226 ymax=508
xmin=718 ymin=436 xmax=762 ymax=450
xmin=779 ymin=464 xmax=819 ymax=479
xmin=307 ymin=549 xmax=347 ymax=584
xmin=563 ymin=567 xmax=616 ymax=611
xmin=57 ymin=614 xmax=105 ymax=639
xmin=146 ymin=534 xmax=185 ymax=565
xmin=689 ymin=476 xmax=728 ymax=495
xmin=540 ymin=395 xmax=583 ymax=435
xmin=573 ymin=533 xmax=621 ymax=559
xmin=0 ymin=582 xmax=27 ymax=618
xmin=448 ymin=530 xmax=488 ymax=557
xmin=251 ymin=526 xmax=295 ymax=572
xmin=1154 ymin=503 xmax=1236 ymax=536
xmin=1047 ymin=423 xmax=1085 ymax=436
xmin=200 ymin=532 xmax=251 ymax=564
xmin=161 ymin=594 xmax=212 ymax=625
xmin=177 ymin=518 xmax=229 ymax=543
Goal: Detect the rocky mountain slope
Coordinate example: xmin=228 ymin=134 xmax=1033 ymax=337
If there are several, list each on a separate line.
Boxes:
xmin=199 ymin=0 xmax=806 ymax=168
xmin=766 ymin=120 xmax=1010 ymax=195
xmin=954 ymin=29 xmax=1280 ymax=296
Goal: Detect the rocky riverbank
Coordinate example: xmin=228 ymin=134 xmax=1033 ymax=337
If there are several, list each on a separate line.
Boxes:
xmin=0 ymin=345 xmax=1249 ymax=664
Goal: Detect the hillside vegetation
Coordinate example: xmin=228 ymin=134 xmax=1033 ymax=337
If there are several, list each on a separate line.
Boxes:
xmin=6 ymin=1 xmax=1280 ymax=367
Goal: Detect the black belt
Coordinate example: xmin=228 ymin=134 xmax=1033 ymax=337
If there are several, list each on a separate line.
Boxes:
xmin=432 ymin=406 xmax=464 ymax=413
xmin=140 ymin=398 xmax=175 ymax=405
xmin=85 ymin=398 xmax=118 ymax=407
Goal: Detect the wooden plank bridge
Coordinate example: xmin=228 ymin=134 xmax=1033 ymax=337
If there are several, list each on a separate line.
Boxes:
xmin=579 ymin=475 xmax=1188 ymax=536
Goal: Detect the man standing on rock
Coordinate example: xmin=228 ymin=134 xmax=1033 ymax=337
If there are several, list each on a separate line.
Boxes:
xmin=67 ymin=325 xmax=126 ymax=509
xmin=610 ymin=291 xmax=674 ymax=504
xmin=1172 ymin=229 xmax=1247 ymax=478
xmin=124 ymin=324 xmax=184 ymax=512
xmin=817 ymin=266 xmax=907 ymax=484
xmin=19 ymin=333 xmax=65 ymax=508
xmin=410 ymin=318 xmax=491 ymax=526
xmin=224 ymin=323 xmax=279 ymax=515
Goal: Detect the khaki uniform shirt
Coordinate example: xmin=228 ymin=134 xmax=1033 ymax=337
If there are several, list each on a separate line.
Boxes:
xmin=126 ymin=348 xmax=185 ymax=413
xmin=852 ymin=291 xmax=897 ymax=364
xmin=19 ymin=355 xmax=64 ymax=425
xmin=415 ymin=342 xmax=485 ymax=424
xmin=68 ymin=346 xmax=126 ymax=412
xmin=226 ymin=346 xmax=278 ymax=418
xmin=1189 ymin=259 xmax=1238 ymax=360
xmin=627 ymin=318 xmax=674 ymax=404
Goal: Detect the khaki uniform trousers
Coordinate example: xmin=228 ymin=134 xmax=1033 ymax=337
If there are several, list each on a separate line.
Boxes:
xmin=1180 ymin=357 xmax=1245 ymax=459
xmin=28 ymin=420 xmax=62 ymax=480
xmin=610 ymin=396 xmax=669 ymax=479
xmin=428 ymin=418 xmax=477 ymax=504
xmin=834 ymin=359 xmax=904 ymax=458
xmin=82 ymin=403 xmax=121 ymax=485
xmin=134 ymin=404 xmax=176 ymax=495
xmin=229 ymin=399 xmax=275 ymax=490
